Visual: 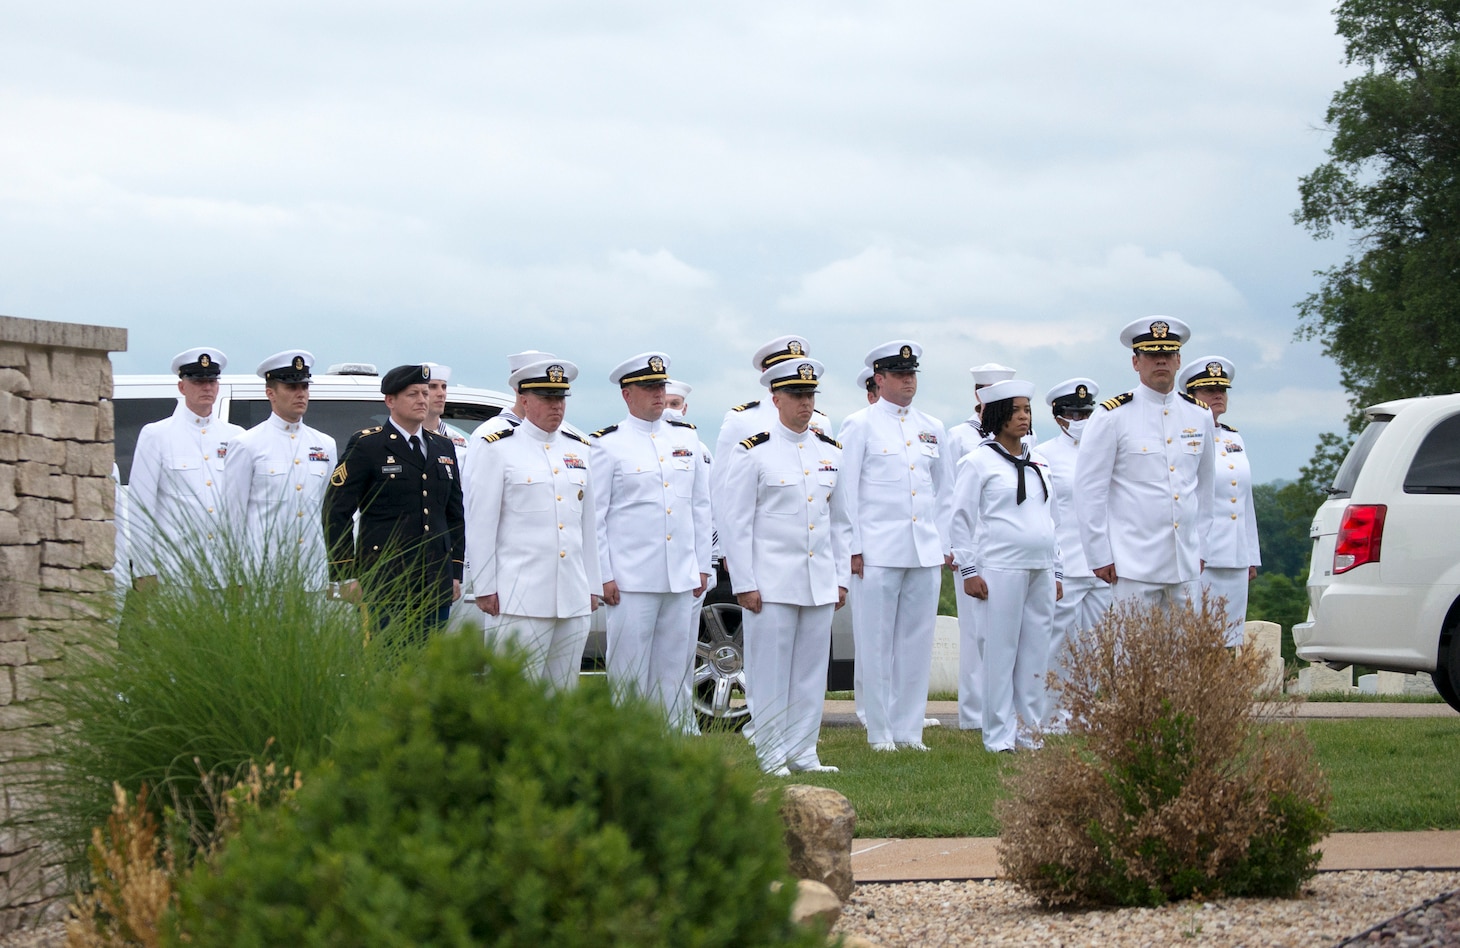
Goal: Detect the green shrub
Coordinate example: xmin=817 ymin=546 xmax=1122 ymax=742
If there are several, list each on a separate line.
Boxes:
xmin=21 ymin=533 xmax=403 ymax=883
xmin=998 ymin=594 xmax=1331 ymax=906
xmin=165 ymin=634 xmax=825 ymax=948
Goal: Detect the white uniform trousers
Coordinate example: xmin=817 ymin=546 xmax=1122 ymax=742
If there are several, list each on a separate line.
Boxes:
xmin=743 ymin=601 xmax=834 ymax=772
xmin=848 ymin=575 xmax=867 ymax=725
xmin=1110 ymin=577 xmax=1201 ymax=611
xmin=1045 ymin=575 xmax=1111 ymax=728
xmin=485 ymin=614 xmax=590 ymax=692
xmin=607 ymin=590 xmax=696 ymax=731
xmin=954 ymin=581 xmax=983 ymax=730
xmin=978 ymin=567 xmax=1055 ymax=752
xmin=1201 ymin=567 xmax=1249 ymax=647
xmin=854 ymin=565 xmax=940 ymax=745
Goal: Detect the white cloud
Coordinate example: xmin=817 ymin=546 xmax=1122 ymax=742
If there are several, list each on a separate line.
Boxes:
xmin=608 ymin=249 xmax=716 ymax=289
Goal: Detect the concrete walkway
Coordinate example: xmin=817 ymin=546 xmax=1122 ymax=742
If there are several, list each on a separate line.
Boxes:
xmin=822 ymin=698 xmax=1459 ymax=728
xmin=852 ymin=831 xmax=1460 ymax=882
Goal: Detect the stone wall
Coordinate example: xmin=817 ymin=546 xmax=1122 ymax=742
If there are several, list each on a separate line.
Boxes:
xmin=0 ymin=315 xmax=127 ymax=931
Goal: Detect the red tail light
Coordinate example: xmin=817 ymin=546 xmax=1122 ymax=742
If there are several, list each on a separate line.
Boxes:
xmin=1333 ymin=504 xmax=1386 ymax=574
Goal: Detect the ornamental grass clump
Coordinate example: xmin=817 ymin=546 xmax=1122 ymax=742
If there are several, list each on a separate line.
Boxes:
xmin=998 ymin=594 xmax=1331 ymax=907
xmin=165 ymin=633 xmax=826 ymax=948
xmin=19 ymin=523 xmax=404 ymax=885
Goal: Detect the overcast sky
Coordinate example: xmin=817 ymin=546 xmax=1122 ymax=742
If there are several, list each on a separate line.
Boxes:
xmin=1 ymin=1 xmax=1358 ymax=481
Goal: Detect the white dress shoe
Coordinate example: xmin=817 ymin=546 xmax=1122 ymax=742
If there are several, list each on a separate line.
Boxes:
xmin=896 ymin=741 xmax=931 ymax=752
xmin=790 ymin=763 xmax=840 ymax=774
xmin=768 ymin=765 xmax=792 ymax=777
xmin=870 ymin=741 xmax=897 ymax=752
xmin=923 ymin=717 xmax=942 ymax=727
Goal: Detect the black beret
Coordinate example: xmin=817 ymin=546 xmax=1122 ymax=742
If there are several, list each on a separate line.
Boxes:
xmin=381 ymin=363 xmax=432 ymax=395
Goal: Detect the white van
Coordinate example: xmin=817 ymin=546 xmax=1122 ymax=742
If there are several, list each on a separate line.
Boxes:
xmin=1293 ymin=393 xmax=1460 ymax=712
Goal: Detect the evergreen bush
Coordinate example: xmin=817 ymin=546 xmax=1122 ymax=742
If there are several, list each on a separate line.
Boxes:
xmin=998 ymin=594 xmax=1331 ymax=906
xmin=166 ymin=634 xmax=825 ymax=947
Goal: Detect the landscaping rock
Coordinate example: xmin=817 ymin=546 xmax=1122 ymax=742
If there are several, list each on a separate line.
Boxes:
xmin=779 ymin=784 xmax=856 ymax=900
xmin=790 ymin=879 xmax=842 ymax=929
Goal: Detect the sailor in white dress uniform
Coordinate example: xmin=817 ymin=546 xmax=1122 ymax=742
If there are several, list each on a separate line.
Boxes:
xmin=950 ymin=379 xmax=1062 ymax=753
xmin=838 ymin=340 xmax=954 ymax=751
xmin=722 ymin=357 xmax=851 ymax=775
xmin=945 ymin=361 xmax=1015 ymax=731
xmin=222 ymin=350 xmax=336 ymax=589
xmin=1076 ymin=317 xmax=1216 ymax=609
xmin=589 ymin=353 xmax=713 ymax=731
xmin=466 ymin=358 xmax=602 ymax=690
xmin=128 ymin=347 xmax=244 ymax=588
xmin=1035 ymin=377 xmax=1110 ymax=728
xmin=1179 ymin=356 xmax=1260 ymax=646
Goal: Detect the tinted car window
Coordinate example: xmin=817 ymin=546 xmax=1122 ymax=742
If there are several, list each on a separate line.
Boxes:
xmin=1403 ymin=413 xmax=1460 ymax=494
xmin=444 ymin=401 xmax=503 ymax=424
xmin=228 ymin=400 xmax=392 ymax=451
xmin=1330 ymin=417 xmax=1391 ymax=498
xmin=114 ymin=398 xmax=180 ymax=484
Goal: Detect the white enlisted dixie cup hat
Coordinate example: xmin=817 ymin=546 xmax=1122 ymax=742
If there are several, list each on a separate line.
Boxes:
xmin=975 ymin=378 xmax=1036 ymax=406
xmin=665 ymin=378 xmax=692 ymax=399
xmin=1045 ymin=377 xmax=1100 ymax=409
xmin=761 ymin=357 xmax=825 ymax=392
xmin=751 ymin=335 xmax=811 ymax=372
xmin=1178 ymin=355 xmax=1235 ymax=392
xmin=171 ymin=347 xmax=227 ymax=378
xmin=506 ymin=350 xmax=555 ymax=374
xmin=969 ymin=362 xmax=1016 ymax=386
xmin=256 ymin=350 xmax=314 ymax=383
xmin=1119 ymin=315 xmax=1191 ymax=352
xmin=422 ymin=362 xmax=452 ymax=382
xmin=510 ymin=358 xmax=578 ymax=394
xmin=609 ymin=352 xmax=671 ymax=386
xmin=865 ymin=340 xmax=922 ymax=372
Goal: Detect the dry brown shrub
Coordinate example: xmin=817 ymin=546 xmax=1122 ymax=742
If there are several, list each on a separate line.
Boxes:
xmin=64 ymin=760 xmax=302 ymax=948
xmin=997 ymin=593 xmax=1331 ymax=907
xmin=65 ymin=784 xmax=173 ymax=948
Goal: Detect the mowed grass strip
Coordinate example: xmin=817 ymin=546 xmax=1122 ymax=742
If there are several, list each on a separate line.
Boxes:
xmin=1304 ymin=718 xmax=1460 ymax=832
xmin=702 ymin=718 xmax=1460 ymax=837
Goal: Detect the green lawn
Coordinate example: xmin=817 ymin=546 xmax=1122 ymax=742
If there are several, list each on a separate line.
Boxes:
xmin=703 ymin=718 xmax=1460 ymax=837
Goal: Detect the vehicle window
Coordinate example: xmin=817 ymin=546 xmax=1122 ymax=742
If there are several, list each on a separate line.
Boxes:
xmin=228 ymin=400 xmax=392 ymax=451
xmin=444 ymin=401 xmax=503 ymax=424
xmin=113 ymin=398 xmax=179 ymax=485
xmin=1403 ymin=413 xmax=1460 ymax=494
xmin=1329 ymin=417 xmax=1391 ymax=498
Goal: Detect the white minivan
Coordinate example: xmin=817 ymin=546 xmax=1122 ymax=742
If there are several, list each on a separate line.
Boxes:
xmin=1293 ymin=393 xmax=1460 ymax=712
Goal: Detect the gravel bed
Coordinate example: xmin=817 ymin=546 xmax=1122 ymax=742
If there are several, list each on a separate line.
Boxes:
xmin=5 ymin=871 xmax=1457 ymax=947
xmin=832 ymin=871 xmax=1460 ymax=947
xmin=1336 ymin=886 xmax=1460 ymax=945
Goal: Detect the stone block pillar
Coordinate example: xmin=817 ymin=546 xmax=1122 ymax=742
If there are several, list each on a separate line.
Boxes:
xmin=0 ymin=314 xmax=127 ymax=931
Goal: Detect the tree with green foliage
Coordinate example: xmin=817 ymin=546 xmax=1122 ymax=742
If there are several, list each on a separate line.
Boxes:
xmin=1295 ymin=0 xmax=1460 ymax=425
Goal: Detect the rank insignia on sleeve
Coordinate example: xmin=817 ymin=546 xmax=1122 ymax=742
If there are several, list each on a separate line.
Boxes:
xmin=330 ymin=463 xmax=348 ymax=486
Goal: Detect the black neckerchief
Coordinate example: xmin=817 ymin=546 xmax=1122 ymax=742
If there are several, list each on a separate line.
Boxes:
xmin=985 ymin=441 xmax=1047 ymax=505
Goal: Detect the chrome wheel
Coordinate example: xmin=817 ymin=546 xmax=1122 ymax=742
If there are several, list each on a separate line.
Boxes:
xmin=693 ymin=601 xmax=750 ymax=728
